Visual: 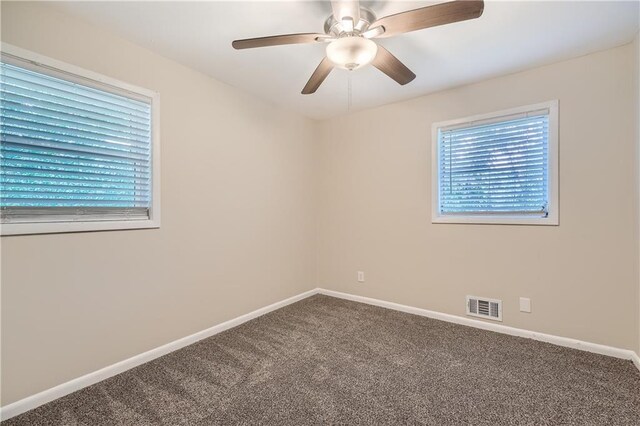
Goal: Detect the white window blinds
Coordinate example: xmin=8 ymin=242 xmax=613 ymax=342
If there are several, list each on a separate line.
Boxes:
xmin=0 ymin=60 xmax=153 ymax=224
xmin=437 ymin=111 xmax=549 ymax=216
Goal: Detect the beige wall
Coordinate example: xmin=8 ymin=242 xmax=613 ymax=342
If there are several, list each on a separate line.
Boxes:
xmin=317 ymin=43 xmax=640 ymax=352
xmin=635 ymin=32 xmax=640 ymax=356
xmin=0 ymin=2 xmax=318 ymax=405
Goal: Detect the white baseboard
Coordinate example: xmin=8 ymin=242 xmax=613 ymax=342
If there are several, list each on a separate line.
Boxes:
xmin=0 ymin=288 xmax=320 ymax=421
xmin=632 ymin=351 xmax=640 ymax=372
xmin=318 ymin=289 xmax=640 ymax=364
xmin=2 ymin=287 xmax=638 ymax=421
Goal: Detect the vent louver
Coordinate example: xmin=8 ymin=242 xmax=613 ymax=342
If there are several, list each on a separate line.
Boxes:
xmin=466 ymin=296 xmax=502 ymax=322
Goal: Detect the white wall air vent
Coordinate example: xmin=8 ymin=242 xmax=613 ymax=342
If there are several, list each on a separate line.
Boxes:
xmin=466 ymin=296 xmax=502 ymax=322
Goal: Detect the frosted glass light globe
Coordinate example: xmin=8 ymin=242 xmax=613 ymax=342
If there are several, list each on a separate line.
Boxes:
xmin=326 ymin=37 xmax=378 ymax=70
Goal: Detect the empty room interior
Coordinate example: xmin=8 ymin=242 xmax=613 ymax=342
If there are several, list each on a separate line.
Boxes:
xmin=1 ymin=0 xmax=640 ymax=424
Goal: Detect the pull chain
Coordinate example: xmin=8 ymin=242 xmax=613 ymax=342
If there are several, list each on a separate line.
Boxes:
xmin=347 ymin=71 xmax=353 ymax=113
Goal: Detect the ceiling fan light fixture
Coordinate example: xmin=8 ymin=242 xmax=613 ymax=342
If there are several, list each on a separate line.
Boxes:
xmin=326 ymin=36 xmax=378 ymax=70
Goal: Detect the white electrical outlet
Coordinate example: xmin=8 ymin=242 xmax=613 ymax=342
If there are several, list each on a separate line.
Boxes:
xmin=357 ymin=271 xmax=365 ymax=282
xmin=519 ymin=297 xmax=531 ymax=313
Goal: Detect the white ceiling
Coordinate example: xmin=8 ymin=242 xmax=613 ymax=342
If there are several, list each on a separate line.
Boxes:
xmin=49 ymin=1 xmax=639 ymax=120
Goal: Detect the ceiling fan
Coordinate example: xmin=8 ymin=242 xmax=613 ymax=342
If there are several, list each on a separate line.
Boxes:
xmin=232 ymin=0 xmax=484 ymax=95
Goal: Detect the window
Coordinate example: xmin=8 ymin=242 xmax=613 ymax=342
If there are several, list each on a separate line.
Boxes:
xmin=432 ymin=101 xmax=558 ymax=225
xmin=0 ymin=45 xmax=160 ymax=235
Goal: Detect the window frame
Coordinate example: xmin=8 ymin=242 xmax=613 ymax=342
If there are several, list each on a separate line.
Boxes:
xmin=431 ymin=100 xmax=559 ymax=226
xmin=0 ymin=43 xmax=161 ymax=236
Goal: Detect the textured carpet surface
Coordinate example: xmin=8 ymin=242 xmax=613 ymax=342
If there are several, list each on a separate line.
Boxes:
xmin=3 ymin=294 xmax=640 ymax=425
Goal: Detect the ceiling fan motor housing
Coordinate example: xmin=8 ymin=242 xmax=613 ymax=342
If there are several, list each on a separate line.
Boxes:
xmin=324 ymin=7 xmax=377 ymax=37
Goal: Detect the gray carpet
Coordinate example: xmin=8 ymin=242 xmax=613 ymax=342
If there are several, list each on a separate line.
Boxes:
xmin=3 ymin=294 xmax=639 ymax=425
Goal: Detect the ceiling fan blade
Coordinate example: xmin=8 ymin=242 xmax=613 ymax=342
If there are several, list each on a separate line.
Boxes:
xmin=302 ymin=57 xmax=334 ymax=95
xmin=232 ymin=33 xmax=328 ymax=50
xmin=331 ymin=0 xmax=360 ymax=22
xmin=362 ymin=26 xmax=385 ymax=39
xmin=372 ymin=46 xmax=416 ymax=85
xmin=372 ymin=0 xmax=484 ymax=38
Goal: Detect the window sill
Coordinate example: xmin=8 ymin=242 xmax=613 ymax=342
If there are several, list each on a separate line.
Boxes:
xmin=1 ymin=219 xmax=160 ymax=236
xmin=432 ymin=215 xmax=559 ymax=226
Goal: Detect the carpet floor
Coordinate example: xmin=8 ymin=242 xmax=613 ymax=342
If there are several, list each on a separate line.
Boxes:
xmin=3 ymin=294 xmax=640 ymax=425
